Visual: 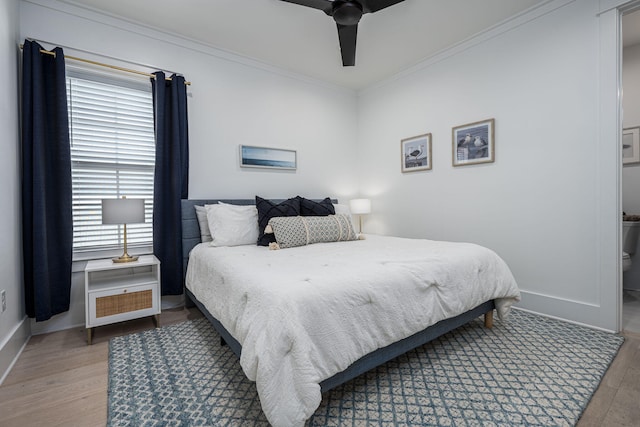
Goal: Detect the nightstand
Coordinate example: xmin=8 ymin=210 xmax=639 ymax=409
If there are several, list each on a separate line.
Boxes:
xmin=85 ymin=255 xmax=161 ymax=344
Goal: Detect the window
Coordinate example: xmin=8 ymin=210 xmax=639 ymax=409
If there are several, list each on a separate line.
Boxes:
xmin=67 ymin=68 xmax=155 ymax=253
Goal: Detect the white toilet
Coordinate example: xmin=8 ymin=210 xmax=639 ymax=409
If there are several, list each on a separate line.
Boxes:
xmin=623 ymin=252 xmax=632 ymax=272
xmin=622 ymin=221 xmax=640 ymax=272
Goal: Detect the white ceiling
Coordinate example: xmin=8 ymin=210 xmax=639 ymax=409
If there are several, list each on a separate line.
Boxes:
xmin=60 ymin=0 xmax=625 ymax=90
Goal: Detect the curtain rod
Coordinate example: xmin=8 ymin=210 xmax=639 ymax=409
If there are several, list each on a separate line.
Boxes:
xmin=19 ymin=44 xmax=191 ymax=86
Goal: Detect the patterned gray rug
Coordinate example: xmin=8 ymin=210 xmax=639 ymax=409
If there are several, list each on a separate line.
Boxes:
xmin=108 ymin=310 xmax=623 ymax=426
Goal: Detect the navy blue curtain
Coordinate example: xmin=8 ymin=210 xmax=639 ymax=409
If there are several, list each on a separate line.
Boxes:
xmin=21 ymin=40 xmax=73 ymax=321
xmin=152 ymin=72 xmax=189 ymax=295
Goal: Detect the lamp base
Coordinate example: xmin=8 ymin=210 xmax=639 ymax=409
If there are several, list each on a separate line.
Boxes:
xmin=112 ymin=253 xmax=139 ymax=263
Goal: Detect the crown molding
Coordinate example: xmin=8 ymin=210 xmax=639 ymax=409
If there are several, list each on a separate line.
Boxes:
xmin=21 ymin=0 xmax=357 ymax=97
xmin=359 ymin=0 xmax=574 ymax=96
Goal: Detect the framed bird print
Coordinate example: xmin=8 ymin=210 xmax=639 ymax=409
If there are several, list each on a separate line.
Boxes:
xmin=452 ymin=118 xmax=495 ymax=166
xmin=401 ymin=133 xmax=432 ymax=173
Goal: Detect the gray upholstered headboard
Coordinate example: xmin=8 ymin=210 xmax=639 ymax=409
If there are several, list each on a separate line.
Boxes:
xmin=181 ymin=199 xmax=255 ymax=279
xmin=181 ymin=198 xmax=338 ymax=281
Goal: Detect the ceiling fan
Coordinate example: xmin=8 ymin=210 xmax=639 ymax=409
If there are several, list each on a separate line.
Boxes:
xmin=280 ymin=0 xmax=405 ymax=66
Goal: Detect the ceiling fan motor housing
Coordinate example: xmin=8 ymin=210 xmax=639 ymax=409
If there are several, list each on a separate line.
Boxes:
xmin=332 ymin=1 xmax=363 ymax=26
xmin=280 ymin=0 xmax=404 ymax=66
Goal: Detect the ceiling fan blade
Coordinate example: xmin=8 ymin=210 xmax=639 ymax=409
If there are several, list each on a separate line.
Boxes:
xmin=280 ymin=0 xmax=333 ymax=15
xmin=360 ymin=0 xmax=405 ymax=14
xmin=337 ymin=23 xmax=357 ymax=66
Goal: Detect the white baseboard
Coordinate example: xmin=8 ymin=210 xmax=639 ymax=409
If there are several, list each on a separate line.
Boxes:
xmin=516 ymin=290 xmax=616 ymax=333
xmin=161 ymin=294 xmax=185 ymax=310
xmin=0 ymin=316 xmax=31 ymax=385
xmin=31 ymin=319 xmax=84 ymax=336
xmin=512 ymin=307 xmax=616 ymax=334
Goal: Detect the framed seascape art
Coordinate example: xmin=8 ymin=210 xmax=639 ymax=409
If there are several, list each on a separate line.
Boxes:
xmin=452 ymin=118 xmax=495 ymax=167
xmin=401 ymin=133 xmax=432 ymax=173
xmin=239 ymin=145 xmax=297 ymax=170
xmin=623 ymin=127 xmax=640 ymax=166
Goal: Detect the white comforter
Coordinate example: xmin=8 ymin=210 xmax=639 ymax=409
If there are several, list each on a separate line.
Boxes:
xmin=185 ymin=235 xmax=520 ymax=427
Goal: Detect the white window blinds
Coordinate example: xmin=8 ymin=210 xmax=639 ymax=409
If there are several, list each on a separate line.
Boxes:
xmin=67 ymin=70 xmax=155 ymax=252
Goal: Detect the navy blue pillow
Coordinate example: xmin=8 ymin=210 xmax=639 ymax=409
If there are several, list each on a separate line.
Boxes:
xmin=297 ymin=196 xmax=335 ymax=216
xmin=255 ymin=196 xmax=301 ymax=246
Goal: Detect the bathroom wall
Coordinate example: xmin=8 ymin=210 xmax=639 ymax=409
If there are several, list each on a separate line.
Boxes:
xmin=622 ymin=32 xmax=640 ymax=291
xmin=622 ymin=42 xmax=640 ymax=214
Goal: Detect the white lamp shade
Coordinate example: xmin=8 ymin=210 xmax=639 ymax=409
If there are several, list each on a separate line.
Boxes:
xmin=349 ymin=198 xmax=371 ymax=215
xmin=102 ymin=198 xmax=145 ymax=225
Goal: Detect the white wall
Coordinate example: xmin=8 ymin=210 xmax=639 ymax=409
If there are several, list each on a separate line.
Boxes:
xmin=16 ymin=0 xmax=624 ymax=333
xmin=622 ymin=43 xmax=640 ymax=213
xmin=20 ymin=0 xmax=359 ymax=333
xmin=357 ymin=0 xmax=618 ymax=329
xmin=0 ymin=0 xmax=30 ymax=384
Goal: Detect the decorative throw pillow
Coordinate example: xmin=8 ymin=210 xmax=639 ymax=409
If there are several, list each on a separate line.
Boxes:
xmin=267 ymin=214 xmax=357 ymax=249
xmin=205 ymin=203 xmax=259 ymax=247
xmin=194 ymin=205 xmax=213 ymax=242
xmin=255 ymin=196 xmax=301 ymax=246
xmin=333 ymin=203 xmax=358 ymax=234
xmin=297 ymin=196 xmax=335 ymax=216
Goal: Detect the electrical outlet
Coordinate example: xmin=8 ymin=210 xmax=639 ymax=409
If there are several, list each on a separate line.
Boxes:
xmin=1 ymin=290 xmax=6 ymax=313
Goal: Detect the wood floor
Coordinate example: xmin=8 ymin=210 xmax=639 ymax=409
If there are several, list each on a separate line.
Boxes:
xmin=0 ymin=308 xmax=638 ymax=427
xmin=623 ymin=290 xmax=640 ymax=333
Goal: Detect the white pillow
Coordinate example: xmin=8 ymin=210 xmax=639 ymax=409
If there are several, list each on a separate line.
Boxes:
xmin=333 ymin=204 xmax=357 ymax=233
xmin=205 ymin=203 xmax=259 ymax=247
xmin=194 ymin=205 xmax=213 ymax=242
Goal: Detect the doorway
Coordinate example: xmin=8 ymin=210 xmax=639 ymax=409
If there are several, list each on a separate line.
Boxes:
xmin=621 ymin=7 xmax=640 ymax=333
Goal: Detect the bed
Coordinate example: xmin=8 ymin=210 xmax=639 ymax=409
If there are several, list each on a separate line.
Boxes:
xmin=181 ymin=199 xmax=520 ymax=427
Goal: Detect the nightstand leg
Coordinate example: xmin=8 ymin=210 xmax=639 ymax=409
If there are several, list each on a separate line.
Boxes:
xmin=87 ymin=328 xmax=93 ymax=345
xmin=153 ymin=314 xmax=160 ymax=328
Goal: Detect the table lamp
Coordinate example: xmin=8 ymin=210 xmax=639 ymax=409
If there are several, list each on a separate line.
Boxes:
xmin=349 ymin=198 xmax=371 ymax=234
xmin=102 ymin=197 xmax=145 ymax=263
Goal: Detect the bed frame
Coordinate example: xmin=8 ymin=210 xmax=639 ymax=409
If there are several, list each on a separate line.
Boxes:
xmin=180 ymin=198 xmax=495 ymax=393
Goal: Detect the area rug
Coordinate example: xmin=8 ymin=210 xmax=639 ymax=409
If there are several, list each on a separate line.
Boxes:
xmin=107 ymin=310 xmax=623 ymax=426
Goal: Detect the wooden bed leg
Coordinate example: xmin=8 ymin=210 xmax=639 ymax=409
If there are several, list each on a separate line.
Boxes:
xmin=484 ymin=310 xmax=494 ymax=328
